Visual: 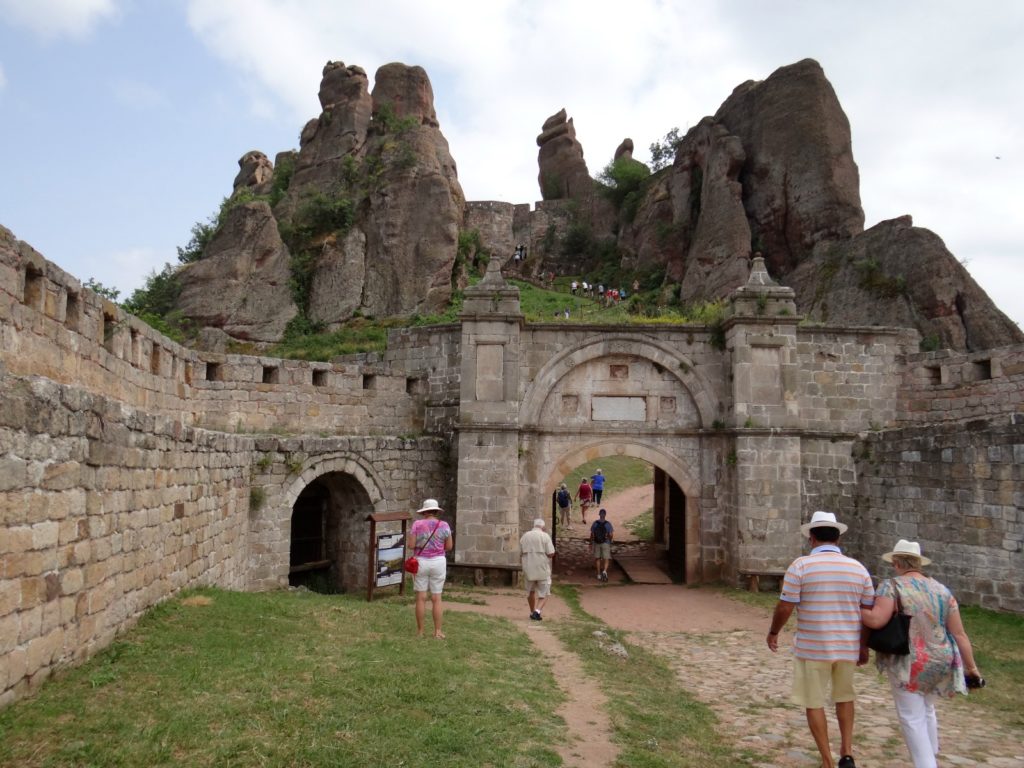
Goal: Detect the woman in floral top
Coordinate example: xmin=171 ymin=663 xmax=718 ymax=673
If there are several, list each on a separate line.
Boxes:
xmin=861 ymin=540 xmax=982 ymax=768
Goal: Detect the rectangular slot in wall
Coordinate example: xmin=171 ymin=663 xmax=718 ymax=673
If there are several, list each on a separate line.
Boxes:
xmin=924 ymin=366 xmax=941 ymax=385
xmin=262 ymin=366 xmax=279 ymax=384
xmin=102 ymin=311 xmax=117 ymax=352
xmin=972 ymin=359 xmax=992 ymax=381
xmin=151 ymin=345 xmax=162 ymax=375
xmin=64 ymin=291 xmax=81 ymax=332
xmin=206 ymin=362 xmax=221 ymax=382
xmin=362 ymin=374 xmax=376 ymax=390
xmin=23 ymin=268 xmax=44 ymax=309
xmin=312 ymin=370 xmax=328 ymax=387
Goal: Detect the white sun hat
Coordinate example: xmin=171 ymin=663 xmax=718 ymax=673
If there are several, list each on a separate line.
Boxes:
xmin=416 ymin=498 xmax=443 ymax=515
xmin=881 ymin=539 xmax=932 ymax=566
xmin=799 ymin=510 xmax=849 ymax=537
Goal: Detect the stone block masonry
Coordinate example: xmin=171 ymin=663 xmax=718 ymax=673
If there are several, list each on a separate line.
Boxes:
xmin=0 ymin=369 xmax=254 ymax=706
xmin=850 ymin=418 xmax=1024 ymax=612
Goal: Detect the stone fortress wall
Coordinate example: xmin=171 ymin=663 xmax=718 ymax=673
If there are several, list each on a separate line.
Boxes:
xmin=0 ymin=228 xmax=451 ymax=706
xmin=2 ymin=224 xmax=1023 ymax=707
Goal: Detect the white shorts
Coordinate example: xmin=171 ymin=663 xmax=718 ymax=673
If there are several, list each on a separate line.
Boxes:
xmin=413 ymin=555 xmax=447 ymax=594
xmin=525 ymin=578 xmax=552 ymax=598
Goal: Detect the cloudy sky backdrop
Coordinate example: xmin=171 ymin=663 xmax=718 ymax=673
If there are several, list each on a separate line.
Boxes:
xmin=1 ymin=0 xmax=1020 ymax=327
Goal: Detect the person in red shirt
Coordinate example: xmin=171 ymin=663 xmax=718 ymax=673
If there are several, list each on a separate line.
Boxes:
xmin=574 ymin=477 xmax=593 ymax=524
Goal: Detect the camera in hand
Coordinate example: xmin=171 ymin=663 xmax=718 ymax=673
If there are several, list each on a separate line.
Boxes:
xmin=964 ymin=673 xmax=985 ymax=689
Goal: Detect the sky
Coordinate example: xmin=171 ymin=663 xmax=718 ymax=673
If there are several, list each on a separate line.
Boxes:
xmin=0 ymin=0 xmax=1020 ymax=327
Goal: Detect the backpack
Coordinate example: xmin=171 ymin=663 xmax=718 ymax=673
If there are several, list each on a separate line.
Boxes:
xmin=592 ymin=520 xmax=609 ymax=543
xmin=557 ymin=489 xmax=571 ymax=507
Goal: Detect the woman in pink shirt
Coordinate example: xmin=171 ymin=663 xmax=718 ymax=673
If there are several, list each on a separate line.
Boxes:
xmin=407 ymin=498 xmax=453 ymax=638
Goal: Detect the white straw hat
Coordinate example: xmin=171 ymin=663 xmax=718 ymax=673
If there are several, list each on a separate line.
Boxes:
xmin=416 ymin=498 xmax=443 ymax=515
xmin=799 ymin=510 xmax=848 ymax=537
xmin=881 ymin=539 xmax=931 ymax=566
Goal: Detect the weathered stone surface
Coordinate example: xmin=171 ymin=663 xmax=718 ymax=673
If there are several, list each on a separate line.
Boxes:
xmin=671 ymin=119 xmax=752 ymax=301
xmin=536 ymin=109 xmax=593 ymax=201
xmin=176 ymin=201 xmax=297 ymax=342
xmin=289 ymin=61 xmax=372 ymax=193
xmin=788 ymin=216 xmax=1024 ymax=351
xmin=308 ymin=227 xmax=367 ymax=328
xmin=613 ymin=138 xmax=634 ymax=161
xmin=713 ymin=58 xmax=864 ymax=274
xmin=232 ymin=151 xmax=274 ymax=195
xmin=175 ymin=61 xmax=463 ymax=337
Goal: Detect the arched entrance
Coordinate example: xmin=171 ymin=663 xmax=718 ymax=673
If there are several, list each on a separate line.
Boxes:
xmin=539 ymin=441 xmax=701 ymax=583
xmin=288 ymin=471 xmax=376 ymax=592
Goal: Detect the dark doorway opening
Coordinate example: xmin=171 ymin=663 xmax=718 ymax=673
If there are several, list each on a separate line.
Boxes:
xmin=288 ymin=472 xmax=376 ymax=593
xmin=290 ymin=481 xmax=330 ymax=589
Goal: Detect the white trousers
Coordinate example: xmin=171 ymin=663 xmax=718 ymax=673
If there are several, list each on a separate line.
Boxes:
xmin=890 ymin=678 xmax=939 ymax=768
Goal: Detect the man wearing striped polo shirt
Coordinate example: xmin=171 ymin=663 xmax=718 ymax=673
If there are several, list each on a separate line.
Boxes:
xmin=766 ymin=511 xmax=874 ymax=768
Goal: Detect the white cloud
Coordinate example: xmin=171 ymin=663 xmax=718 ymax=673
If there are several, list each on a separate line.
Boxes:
xmin=0 ymin=0 xmax=118 ymax=40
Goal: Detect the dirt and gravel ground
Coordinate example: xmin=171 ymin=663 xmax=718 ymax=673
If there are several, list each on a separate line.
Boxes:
xmin=445 ymin=485 xmax=1024 ymax=767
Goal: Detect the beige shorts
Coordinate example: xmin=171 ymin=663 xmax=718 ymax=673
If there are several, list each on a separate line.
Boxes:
xmin=524 ymin=578 xmax=551 ymax=598
xmin=791 ymin=658 xmax=856 ymax=709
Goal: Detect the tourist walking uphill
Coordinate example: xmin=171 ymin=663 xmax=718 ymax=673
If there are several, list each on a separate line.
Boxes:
xmin=556 ymin=483 xmax=572 ymax=530
xmin=407 ymin=499 xmax=453 ymax=639
xmin=860 ymin=540 xmax=985 ymax=768
xmin=765 ymin=511 xmax=875 ymax=768
xmin=520 ymin=518 xmax=556 ymax=620
xmin=590 ymin=509 xmax=613 ymax=582
xmin=574 ymin=477 xmax=593 ymax=525
xmin=590 ymin=468 xmax=605 ymax=505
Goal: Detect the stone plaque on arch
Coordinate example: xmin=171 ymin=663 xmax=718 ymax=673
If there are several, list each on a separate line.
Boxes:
xmin=592 ymin=395 xmax=646 ymax=421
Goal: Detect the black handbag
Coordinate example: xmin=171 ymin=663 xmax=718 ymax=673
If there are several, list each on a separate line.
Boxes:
xmin=867 ymin=581 xmax=911 ymax=655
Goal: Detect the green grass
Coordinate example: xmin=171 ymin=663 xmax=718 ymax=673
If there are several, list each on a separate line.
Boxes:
xmin=624 ymin=508 xmax=655 ymax=541
xmin=953 ymin=605 xmax=1024 ymax=726
xmin=266 ymin=277 xmax=724 ymax=361
xmin=552 ymin=585 xmax=753 ymax=767
xmin=0 ymin=589 xmax=562 ymax=768
xmin=560 ymin=455 xmax=653 ymax=500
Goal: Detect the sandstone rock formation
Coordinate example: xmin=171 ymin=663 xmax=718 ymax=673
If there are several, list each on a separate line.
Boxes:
xmin=613 ymin=138 xmax=634 ymax=161
xmin=175 ymin=60 xmax=464 ymax=341
xmin=233 ymin=151 xmax=274 ymax=195
xmin=788 ymin=216 xmax=1022 ymax=351
xmin=714 ymin=58 xmax=864 ymax=275
xmin=603 ymin=58 xmax=1020 ymax=350
xmin=536 ymin=109 xmax=593 ymax=201
xmin=176 ymin=201 xmax=297 ymax=342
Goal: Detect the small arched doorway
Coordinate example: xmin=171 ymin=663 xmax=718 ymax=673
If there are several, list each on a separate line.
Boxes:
xmin=289 ymin=471 xmax=375 ymax=592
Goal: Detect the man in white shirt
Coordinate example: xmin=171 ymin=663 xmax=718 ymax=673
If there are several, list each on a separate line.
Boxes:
xmin=520 ymin=518 xmax=556 ymax=620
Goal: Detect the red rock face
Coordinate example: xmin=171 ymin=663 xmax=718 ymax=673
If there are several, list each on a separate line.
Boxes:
xmin=536 ymin=109 xmax=593 ymax=201
xmin=176 ymin=60 xmax=465 ymax=341
xmin=713 ymin=59 xmax=864 ymax=275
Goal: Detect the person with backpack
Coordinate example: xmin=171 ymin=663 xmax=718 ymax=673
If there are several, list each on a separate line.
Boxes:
xmin=590 ymin=508 xmax=614 ymax=582
xmin=556 ymin=483 xmax=572 ymax=529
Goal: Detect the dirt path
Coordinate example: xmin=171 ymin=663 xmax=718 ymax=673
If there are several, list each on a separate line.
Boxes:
xmin=448 ymin=585 xmax=1024 ymax=768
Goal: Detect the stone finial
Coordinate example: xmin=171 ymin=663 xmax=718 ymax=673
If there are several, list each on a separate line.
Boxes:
xmin=480 ymin=255 xmax=506 ymax=287
xmin=746 ymin=254 xmax=778 ymax=288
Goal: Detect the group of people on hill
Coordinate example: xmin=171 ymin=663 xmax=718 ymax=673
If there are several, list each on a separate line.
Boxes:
xmin=555 ymin=469 xmax=605 ymax=528
xmin=766 ymin=511 xmax=984 ymax=768
xmin=404 ymin=496 xmax=984 ymax=768
xmin=569 ymin=280 xmax=637 ymax=306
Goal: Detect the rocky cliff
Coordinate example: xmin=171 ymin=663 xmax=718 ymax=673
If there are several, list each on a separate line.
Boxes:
xmin=175 ymin=61 xmax=464 ymax=342
xmin=596 ymin=59 xmax=1021 ymax=351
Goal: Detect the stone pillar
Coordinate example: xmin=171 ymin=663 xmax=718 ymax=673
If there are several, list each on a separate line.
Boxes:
xmin=724 ymin=257 xmax=804 ymax=574
xmin=454 ymin=258 xmax=524 ymax=567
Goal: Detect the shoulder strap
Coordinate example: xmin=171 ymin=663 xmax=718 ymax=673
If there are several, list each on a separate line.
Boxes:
xmin=415 ymin=521 xmax=440 ymax=556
